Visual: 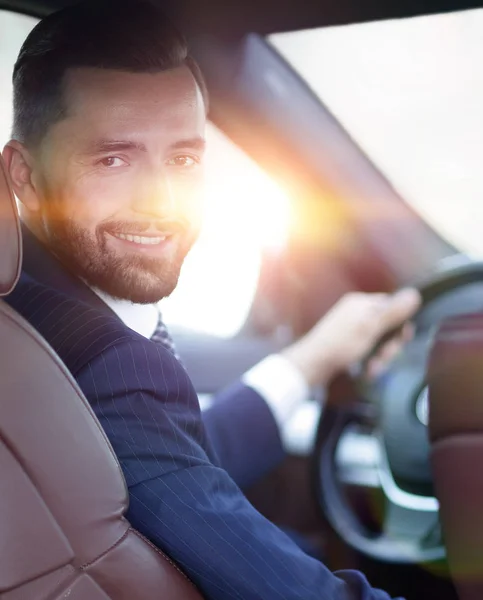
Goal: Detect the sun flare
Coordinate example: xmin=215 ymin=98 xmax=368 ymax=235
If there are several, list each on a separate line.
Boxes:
xmin=161 ymin=125 xmax=292 ymax=337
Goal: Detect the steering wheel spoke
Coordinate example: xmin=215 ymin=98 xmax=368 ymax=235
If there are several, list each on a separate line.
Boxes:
xmin=383 ymin=498 xmax=439 ymax=546
xmin=313 ymin=261 xmax=483 ymax=564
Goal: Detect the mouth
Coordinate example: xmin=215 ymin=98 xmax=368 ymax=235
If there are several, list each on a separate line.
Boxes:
xmin=111 ymin=232 xmax=171 ymax=246
xmin=106 ymin=229 xmax=180 ymax=257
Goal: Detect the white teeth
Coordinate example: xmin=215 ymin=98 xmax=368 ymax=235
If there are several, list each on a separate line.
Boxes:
xmin=113 ymin=233 xmax=167 ymax=245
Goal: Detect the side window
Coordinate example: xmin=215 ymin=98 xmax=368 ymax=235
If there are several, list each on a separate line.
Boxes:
xmin=0 ymin=11 xmax=38 ymax=143
xmin=0 ymin=10 xmax=291 ymax=339
xmin=271 ymin=9 xmax=483 ymax=258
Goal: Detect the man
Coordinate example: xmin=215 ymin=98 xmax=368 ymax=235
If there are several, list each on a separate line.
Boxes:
xmin=98 ymin=289 xmax=417 ymax=494
xmin=4 ymin=1 xmax=419 ymax=598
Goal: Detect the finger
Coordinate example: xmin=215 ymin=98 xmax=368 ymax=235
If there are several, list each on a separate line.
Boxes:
xmin=374 ymin=336 xmax=405 ymax=364
xmin=364 ymin=293 xmax=392 ymax=314
xmin=379 ymin=288 xmax=421 ymax=331
xmin=365 ymin=357 xmax=387 ymax=380
xmin=365 ymin=337 xmax=404 ymax=379
xmin=376 ymin=322 xmax=414 ymax=351
xmin=401 ymin=321 xmax=415 ymax=342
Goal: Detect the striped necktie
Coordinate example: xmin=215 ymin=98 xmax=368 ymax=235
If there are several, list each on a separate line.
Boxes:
xmin=150 ymin=311 xmax=182 ymax=362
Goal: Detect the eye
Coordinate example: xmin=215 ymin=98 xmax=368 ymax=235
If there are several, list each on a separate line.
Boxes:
xmin=166 ymin=155 xmax=199 ymax=168
xmin=98 ymin=156 xmax=127 ymax=168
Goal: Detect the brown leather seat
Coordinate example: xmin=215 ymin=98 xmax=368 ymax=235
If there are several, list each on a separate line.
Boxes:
xmin=0 ymin=157 xmax=203 ymax=599
xmin=428 ymin=315 xmax=483 ymax=600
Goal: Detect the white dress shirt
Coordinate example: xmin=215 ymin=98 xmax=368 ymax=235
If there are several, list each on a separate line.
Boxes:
xmin=93 ymin=291 xmax=321 ymax=453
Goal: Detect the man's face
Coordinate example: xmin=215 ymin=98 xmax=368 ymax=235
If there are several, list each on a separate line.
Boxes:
xmin=32 ymin=66 xmax=206 ymax=303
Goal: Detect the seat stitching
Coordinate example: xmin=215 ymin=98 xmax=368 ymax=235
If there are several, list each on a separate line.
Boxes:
xmin=130 ymin=527 xmax=195 ymax=586
xmin=79 ymin=526 xmax=131 ymax=570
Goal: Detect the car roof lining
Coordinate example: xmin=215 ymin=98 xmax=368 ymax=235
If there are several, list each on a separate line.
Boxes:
xmin=1 ymin=0 xmax=481 ymax=34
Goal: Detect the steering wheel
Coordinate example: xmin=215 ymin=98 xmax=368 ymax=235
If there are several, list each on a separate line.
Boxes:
xmin=313 ymin=261 xmax=483 ymax=564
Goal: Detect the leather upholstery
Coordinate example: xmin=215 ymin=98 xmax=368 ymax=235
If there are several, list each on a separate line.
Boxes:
xmin=0 ymin=156 xmax=21 ymax=296
xmin=428 ymin=314 xmax=483 ymax=600
xmin=0 ymin=155 xmax=203 ymax=599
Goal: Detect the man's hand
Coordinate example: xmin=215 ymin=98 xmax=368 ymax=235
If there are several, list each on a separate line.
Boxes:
xmin=281 ymin=289 xmax=421 ymax=387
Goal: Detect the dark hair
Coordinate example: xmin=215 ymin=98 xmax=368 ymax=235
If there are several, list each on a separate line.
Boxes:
xmin=12 ymin=0 xmax=207 ymax=147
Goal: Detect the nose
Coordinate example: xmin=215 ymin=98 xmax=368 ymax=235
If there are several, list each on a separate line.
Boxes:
xmin=131 ymin=168 xmax=176 ymax=219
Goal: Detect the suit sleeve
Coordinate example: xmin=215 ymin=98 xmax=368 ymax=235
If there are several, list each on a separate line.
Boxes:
xmin=77 ymin=339 xmax=403 ymax=600
xmin=202 ymin=381 xmax=285 ymax=489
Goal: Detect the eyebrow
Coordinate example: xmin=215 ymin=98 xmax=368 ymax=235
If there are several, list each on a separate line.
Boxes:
xmin=171 ymin=137 xmax=206 ymax=152
xmin=84 ymin=136 xmax=206 ymax=155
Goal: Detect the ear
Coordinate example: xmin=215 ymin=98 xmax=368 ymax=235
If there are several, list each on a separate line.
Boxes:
xmin=2 ymin=140 xmax=41 ymax=213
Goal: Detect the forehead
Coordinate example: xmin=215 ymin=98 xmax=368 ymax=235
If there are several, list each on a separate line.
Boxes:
xmin=57 ymin=66 xmax=206 ymax=142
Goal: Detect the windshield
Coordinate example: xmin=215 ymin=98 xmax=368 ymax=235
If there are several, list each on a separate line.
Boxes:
xmin=270 ymin=9 xmax=483 ymax=257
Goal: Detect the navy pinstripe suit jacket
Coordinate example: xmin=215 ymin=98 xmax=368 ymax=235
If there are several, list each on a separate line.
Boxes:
xmin=6 ymin=228 xmax=401 ymax=600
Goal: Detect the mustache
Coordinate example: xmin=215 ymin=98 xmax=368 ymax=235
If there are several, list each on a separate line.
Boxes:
xmin=99 ymin=218 xmax=191 ymax=236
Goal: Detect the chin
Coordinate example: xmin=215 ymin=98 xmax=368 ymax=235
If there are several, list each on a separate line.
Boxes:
xmin=61 ymin=236 xmax=186 ymax=303
xmin=101 ymin=267 xmax=181 ymax=304
xmin=124 ymin=285 xmax=177 ymax=305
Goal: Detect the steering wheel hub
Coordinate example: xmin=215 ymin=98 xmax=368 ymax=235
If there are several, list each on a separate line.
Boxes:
xmin=415 ymin=386 xmax=429 ymax=426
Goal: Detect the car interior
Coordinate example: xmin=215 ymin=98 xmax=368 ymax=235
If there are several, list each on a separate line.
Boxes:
xmin=1 ymin=0 xmax=483 ymax=598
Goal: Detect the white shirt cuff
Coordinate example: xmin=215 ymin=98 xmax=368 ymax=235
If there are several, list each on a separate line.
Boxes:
xmin=242 ymin=353 xmax=310 ymax=429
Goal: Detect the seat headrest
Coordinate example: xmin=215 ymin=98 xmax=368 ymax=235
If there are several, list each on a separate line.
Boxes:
xmin=0 ymin=155 xmax=21 ymax=296
xmin=428 ymin=313 xmax=483 ymax=442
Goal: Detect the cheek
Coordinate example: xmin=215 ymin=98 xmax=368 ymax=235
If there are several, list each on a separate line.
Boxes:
xmin=38 ymin=150 xmax=130 ymax=230
xmin=61 ymin=174 xmax=131 ymax=227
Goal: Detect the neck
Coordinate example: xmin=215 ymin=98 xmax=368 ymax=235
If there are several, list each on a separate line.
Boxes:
xmin=19 ymin=208 xmax=45 ymax=241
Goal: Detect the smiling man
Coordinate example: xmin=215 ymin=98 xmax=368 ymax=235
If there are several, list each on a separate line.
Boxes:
xmin=4 ymin=1 xmax=418 ymax=598
xmin=10 ymin=35 xmax=207 ymax=304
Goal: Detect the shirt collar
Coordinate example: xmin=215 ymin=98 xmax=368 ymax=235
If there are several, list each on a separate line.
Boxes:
xmin=91 ymin=288 xmax=159 ymax=339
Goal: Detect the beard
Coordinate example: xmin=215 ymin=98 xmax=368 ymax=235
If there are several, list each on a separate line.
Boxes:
xmin=43 ymin=215 xmax=196 ymax=304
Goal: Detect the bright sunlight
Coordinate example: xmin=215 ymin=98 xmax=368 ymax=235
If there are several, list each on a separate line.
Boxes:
xmin=161 ymin=124 xmax=292 ymax=338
